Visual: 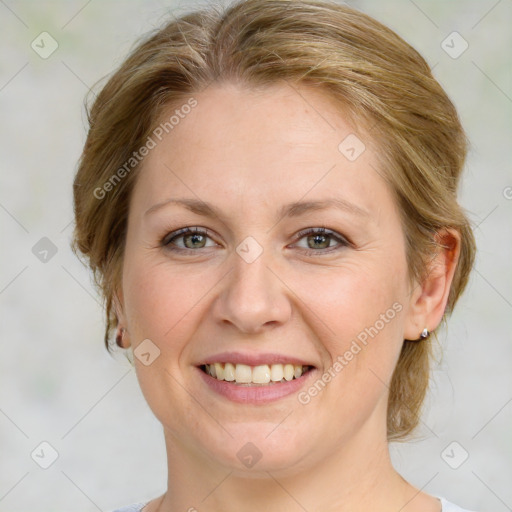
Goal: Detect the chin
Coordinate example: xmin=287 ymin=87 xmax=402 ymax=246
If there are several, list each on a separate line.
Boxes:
xmin=196 ymin=421 xmax=314 ymax=475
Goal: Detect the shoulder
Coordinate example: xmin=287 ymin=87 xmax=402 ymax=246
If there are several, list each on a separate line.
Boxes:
xmin=439 ymin=497 xmax=479 ymax=512
xmin=110 ymin=503 xmax=147 ymax=512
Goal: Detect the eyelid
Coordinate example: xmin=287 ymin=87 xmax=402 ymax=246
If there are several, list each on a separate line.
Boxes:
xmin=294 ymin=227 xmax=350 ymax=244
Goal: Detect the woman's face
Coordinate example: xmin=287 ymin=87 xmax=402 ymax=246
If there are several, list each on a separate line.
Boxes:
xmin=119 ymin=82 xmax=422 ymax=474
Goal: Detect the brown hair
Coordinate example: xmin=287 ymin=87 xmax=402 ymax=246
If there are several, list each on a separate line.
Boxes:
xmin=72 ymin=0 xmax=476 ymax=440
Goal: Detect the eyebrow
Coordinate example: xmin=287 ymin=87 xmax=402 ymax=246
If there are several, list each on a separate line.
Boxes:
xmin=144 ymin=197 xmax=369 ymax=220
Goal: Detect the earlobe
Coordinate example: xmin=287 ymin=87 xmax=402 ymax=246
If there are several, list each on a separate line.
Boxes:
xmin=116 ymin=326 xmax=127 ymax=348
xmin=113 ymin=289 xmax=131 ymax=348
xmin=403 ymin=229 xmax=461 ymax=341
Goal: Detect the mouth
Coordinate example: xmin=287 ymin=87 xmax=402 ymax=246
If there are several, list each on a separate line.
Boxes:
xmin=198 ymin=362 xmax=315 ymax=386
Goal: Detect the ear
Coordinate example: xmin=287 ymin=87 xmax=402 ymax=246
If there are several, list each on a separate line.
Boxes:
xmin=113 ymin=287 xmax=131 ymax=348
xmin=403 ymin=229 xmax=461 ymax=340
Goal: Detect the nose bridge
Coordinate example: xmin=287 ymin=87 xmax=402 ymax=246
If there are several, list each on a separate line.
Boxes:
xmin=215 ymin=242 xmax=291 ymax=333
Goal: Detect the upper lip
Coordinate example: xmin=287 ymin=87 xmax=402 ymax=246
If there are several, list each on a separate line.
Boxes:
xmin=197 ymin=351 xmax=317 ymax=368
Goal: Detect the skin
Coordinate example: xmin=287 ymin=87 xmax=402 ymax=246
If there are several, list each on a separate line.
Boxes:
xmin=115 ymin=82 xmax=460 ymax=512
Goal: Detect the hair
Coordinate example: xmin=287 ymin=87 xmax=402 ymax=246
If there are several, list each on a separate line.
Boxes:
xmin=72 ymin=0 xmax=476 ymax=440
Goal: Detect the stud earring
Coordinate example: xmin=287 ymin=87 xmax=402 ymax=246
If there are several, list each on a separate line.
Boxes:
xmin=420 ymin=328 xmax=430 ymax=340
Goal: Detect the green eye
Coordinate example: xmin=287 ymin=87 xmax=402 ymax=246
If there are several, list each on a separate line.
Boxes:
xmin=162 ymin=227 xmax=217 ymax=251
xmin=293 ymin=227 xmax=350 ymax=255
xmin=161 ymin=226 xmax=350 ymax=256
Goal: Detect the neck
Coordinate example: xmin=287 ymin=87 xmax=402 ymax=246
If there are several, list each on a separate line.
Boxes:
xmin=155 ymin=425 xmax=416 ymax=512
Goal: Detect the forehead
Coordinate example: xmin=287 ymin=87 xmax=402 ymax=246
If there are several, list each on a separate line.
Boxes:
xmin=130 ymin=82 xmax=393 ymax=222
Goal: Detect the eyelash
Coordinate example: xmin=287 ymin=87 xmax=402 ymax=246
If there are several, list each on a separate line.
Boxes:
xmin=161 ymin=226 xmax=350 ymax=256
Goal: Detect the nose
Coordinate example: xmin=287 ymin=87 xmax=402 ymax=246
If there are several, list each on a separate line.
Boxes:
xmin=212 ymin=248 xmax=292 ymax=334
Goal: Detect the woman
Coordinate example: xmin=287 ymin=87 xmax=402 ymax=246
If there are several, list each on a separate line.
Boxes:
xmin=72 ymin=0 xmax=477 ymax=510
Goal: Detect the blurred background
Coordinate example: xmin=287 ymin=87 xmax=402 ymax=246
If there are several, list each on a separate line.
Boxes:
xmin=0 ymin=0 xmax=511 ymax=510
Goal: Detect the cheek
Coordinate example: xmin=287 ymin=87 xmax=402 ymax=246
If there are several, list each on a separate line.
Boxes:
xmin=122 ymin=254 xmax=220 ymax=427
xmin=290 ymin=257 xmax=407 ymax=393
xmin=296 ymin=260 xmax=405 ymax=340
xmin=122 ymin=253 xmax=215 ymax=341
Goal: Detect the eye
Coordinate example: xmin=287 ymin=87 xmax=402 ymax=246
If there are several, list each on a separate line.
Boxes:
xmin=161 ymin=226 xmax=350 ymax=255
xmin=292 ymin=227 xmax=350 ymax=255
xmin=162 ymin=227 xmax=218 ymax=252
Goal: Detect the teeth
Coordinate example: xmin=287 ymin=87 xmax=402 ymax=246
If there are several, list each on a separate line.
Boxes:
xmin=252 ymin=365 xmax=271 ymax=384
xmin=235 ymin=364 xmax=252 ymax=383
xmin=203 ymin=363 xmax=309 ymax=385
xmin=214 ymin=362 xmax=224 ymax=380
xmin=284 ymin=364 xmax=294 ymax=381
xmin=224 ymin=362 xmax=235 ymax=381
xmin=270 ymin=364 xmax=284 ymax=382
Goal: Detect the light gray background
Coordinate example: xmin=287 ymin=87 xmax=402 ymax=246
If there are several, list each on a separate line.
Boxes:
xmin=0 ymin=1 xmax=511 ymax=511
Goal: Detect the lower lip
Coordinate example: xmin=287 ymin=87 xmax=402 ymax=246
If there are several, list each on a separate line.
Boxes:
xmin=196 ymin=366 xmax=316 ymax=404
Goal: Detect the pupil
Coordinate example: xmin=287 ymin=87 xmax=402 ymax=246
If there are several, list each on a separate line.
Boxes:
xmin=187 ymin=233 xmax=205 ymax=248
xmin=310 ymin=234 xmax=328 ymax=249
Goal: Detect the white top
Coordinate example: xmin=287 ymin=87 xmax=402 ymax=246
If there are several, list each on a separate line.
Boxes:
xmin=439 ymin=497 xmax=478 ymax=511
xmin=111 ymin=496 xmax=478 ymax=511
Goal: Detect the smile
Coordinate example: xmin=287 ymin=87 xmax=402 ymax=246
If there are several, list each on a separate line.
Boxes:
xmin=200 ymin=363 xmax=313 ymax=385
